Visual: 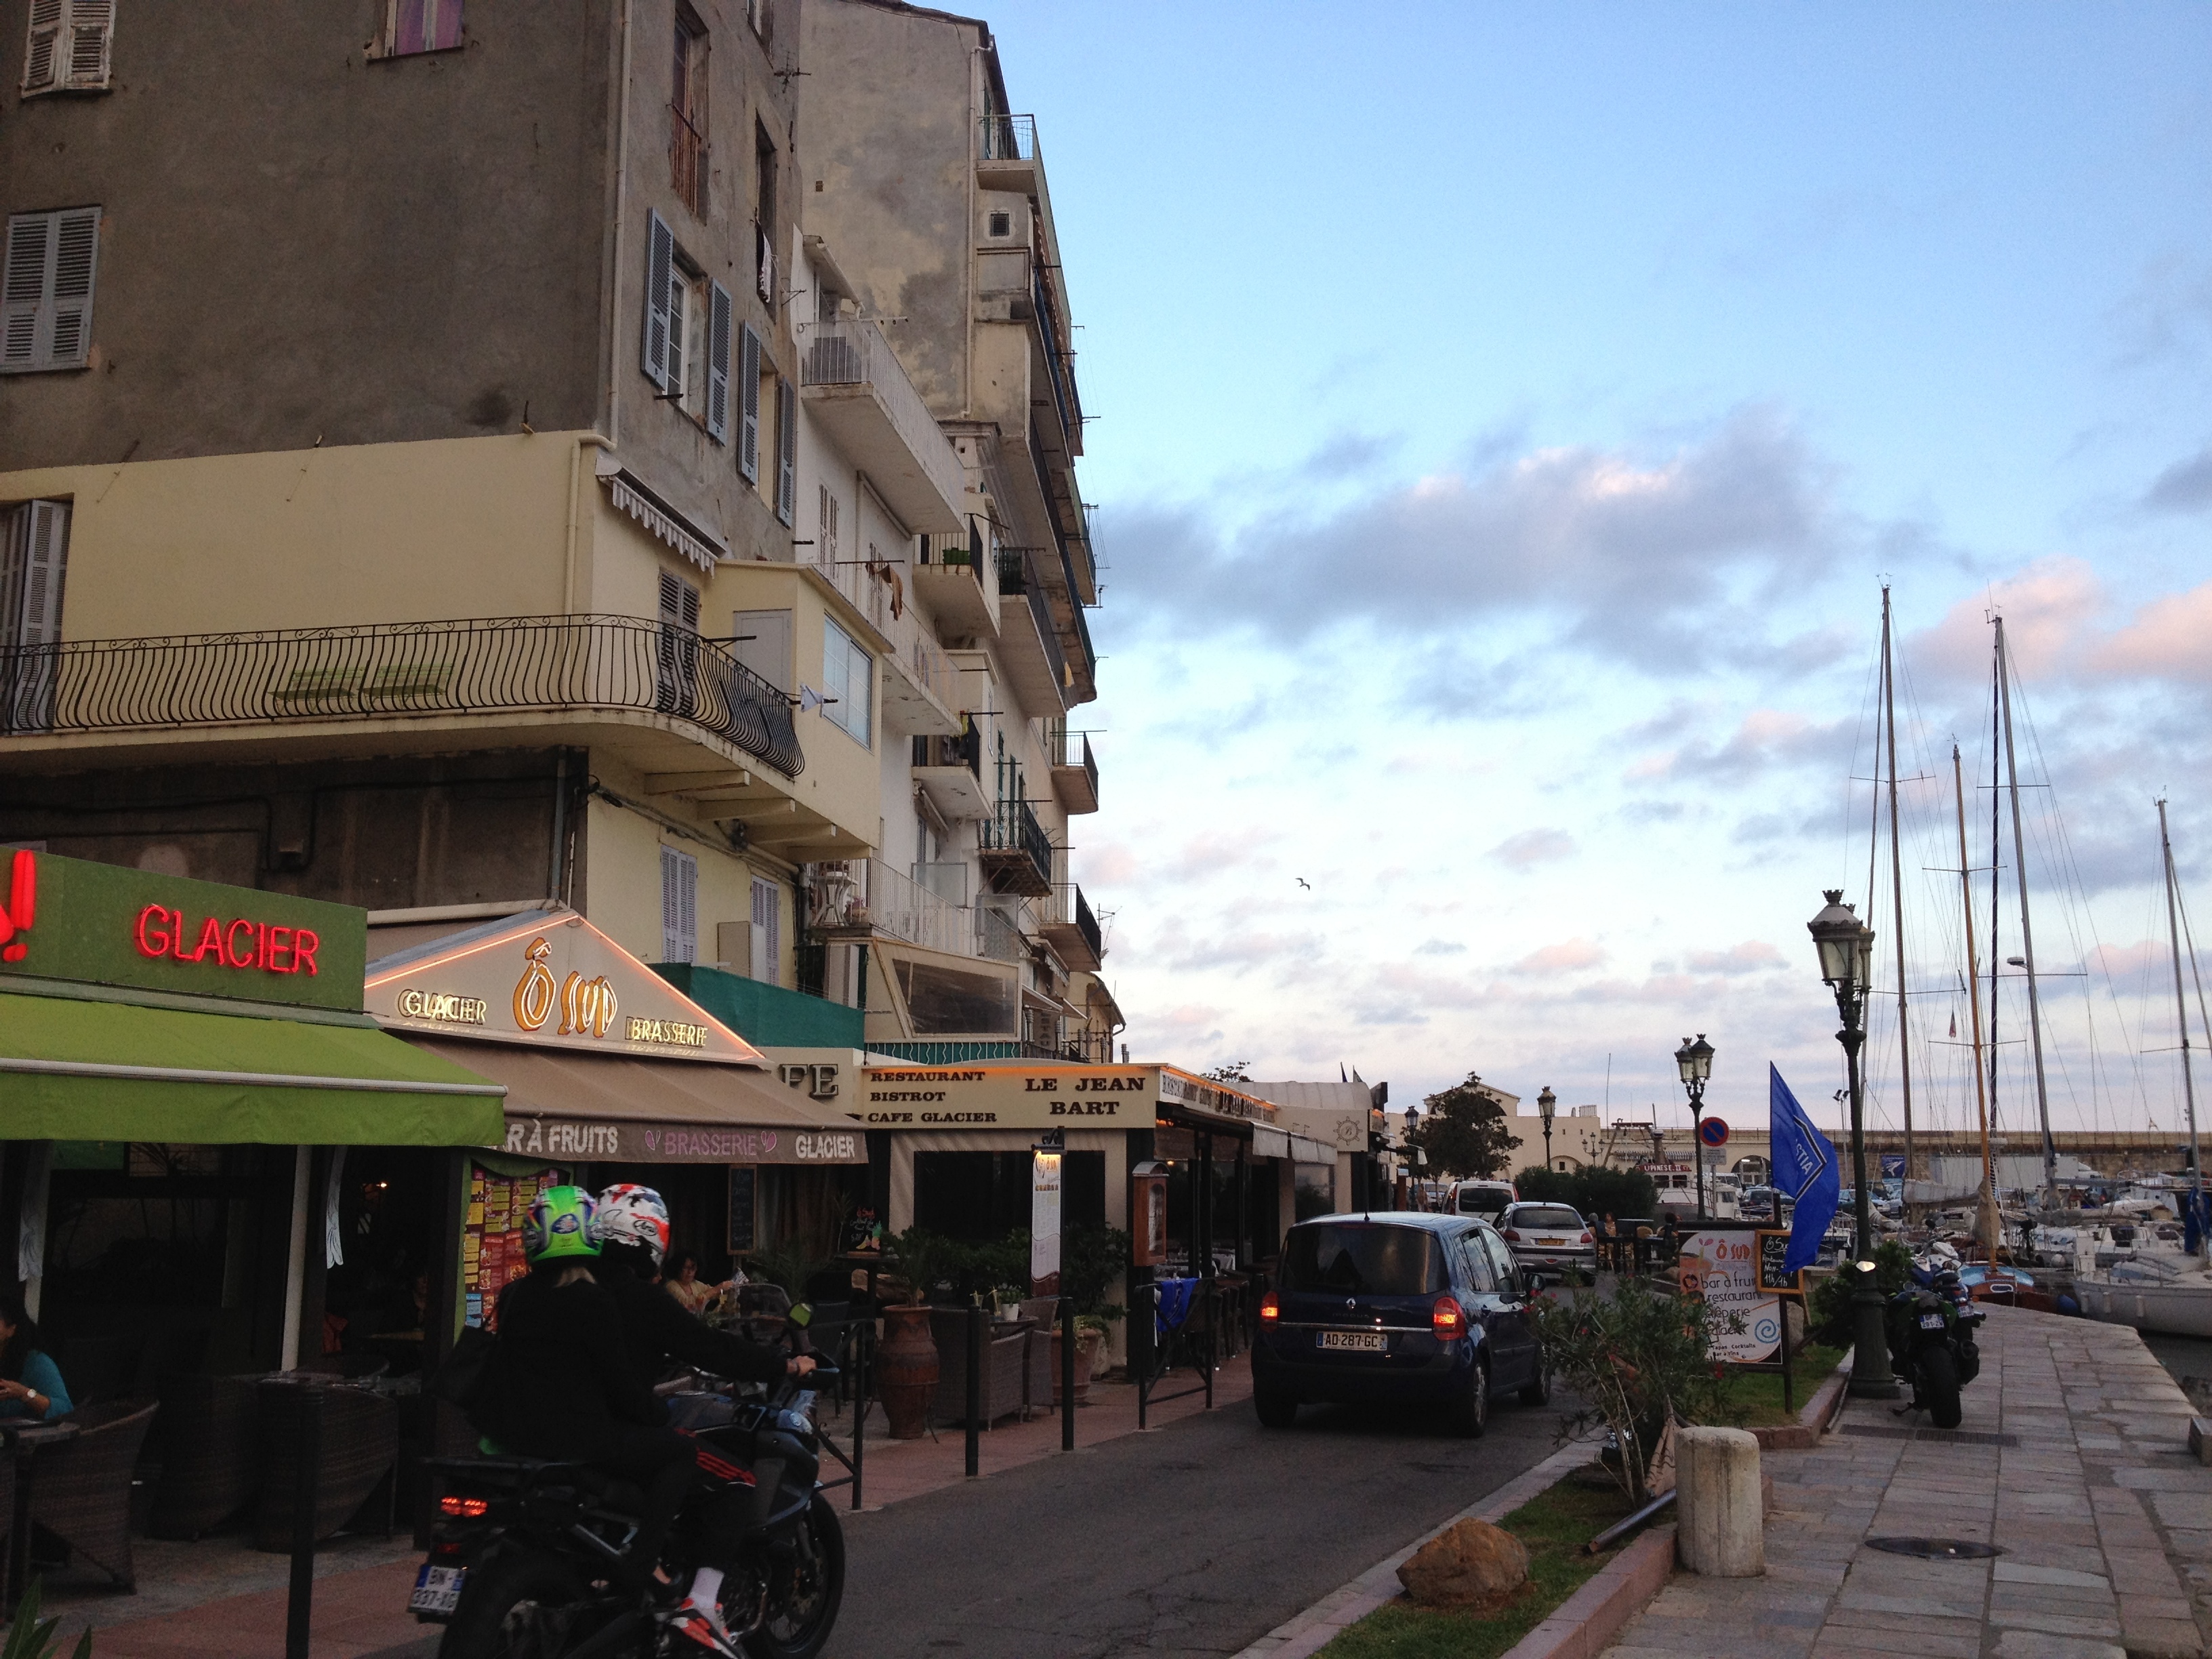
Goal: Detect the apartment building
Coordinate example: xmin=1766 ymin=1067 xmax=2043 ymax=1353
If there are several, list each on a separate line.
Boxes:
xmin=0 ymin=0 xmax=1117 ymax=1059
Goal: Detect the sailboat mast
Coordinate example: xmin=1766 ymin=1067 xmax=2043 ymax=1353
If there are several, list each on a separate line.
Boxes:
xmin=1954 ymin=744 xmax=1996 ymax=1253
xmin=1883 ymin=587 xmax=1914 ymax=1186
xmin=1988 ymin=651 xmax=2003 ymax=1186
xmin=1994 ymin=617 xmax=2057 ymax=1208
xmin=2158 ymin=799 xmax=2203 ymax=1202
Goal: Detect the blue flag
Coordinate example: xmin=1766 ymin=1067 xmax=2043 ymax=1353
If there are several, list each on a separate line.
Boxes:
xmin=1769 ymin=1065 xmax=1839 ymax=1275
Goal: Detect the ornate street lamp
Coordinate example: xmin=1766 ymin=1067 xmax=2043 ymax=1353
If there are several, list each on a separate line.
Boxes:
xmin=1537 ymin=1086 xmax=1557 ymax=1172
xmin=1673 ymin=1034 xmax=1715 ymax=1218
xmin=1808 ymin=888 xmax=1899 ymax=1399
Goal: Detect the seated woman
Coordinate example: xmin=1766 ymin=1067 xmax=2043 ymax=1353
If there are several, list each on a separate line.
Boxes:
xmin=0 ymin=1294 xmax=72 ymax=1422
xmin=661 ymin=1251 xmax=724 ymax=1316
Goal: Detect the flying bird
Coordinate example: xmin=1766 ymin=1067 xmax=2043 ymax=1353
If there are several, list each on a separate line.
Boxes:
xmin=1295 ymin=878 xmax=1311 ymax=890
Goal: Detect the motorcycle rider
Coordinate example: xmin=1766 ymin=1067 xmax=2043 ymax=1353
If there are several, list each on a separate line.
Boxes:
xmin=590 ymin=1184 xmax=816 ymax=1657
xmin=473 ymin=1188 xmax=701 ymax=1609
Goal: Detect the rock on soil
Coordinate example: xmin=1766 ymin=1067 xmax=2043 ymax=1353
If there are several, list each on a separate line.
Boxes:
xmin=1395 ymin=1517 xmax=1532 ymax=1608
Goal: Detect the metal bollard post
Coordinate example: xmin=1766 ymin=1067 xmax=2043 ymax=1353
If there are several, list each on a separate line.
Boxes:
xmin=964 ymin=1303 xmax=983 ymax=1478
xmin=1137 ymin=1284 xmax=1154 ymax=1431
xmin=1060 ymin=1297 xmax=1076 ymax=1452
xmin=285 ymin=1384 xmax=322 ymax=1659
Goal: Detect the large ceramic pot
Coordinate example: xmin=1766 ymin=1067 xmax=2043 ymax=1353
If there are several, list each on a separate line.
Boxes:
xmin=878 ymin=1304 xmax=939 ymax=1439
xmin=1050 ymin=1326 xmax=1107 ymax=1407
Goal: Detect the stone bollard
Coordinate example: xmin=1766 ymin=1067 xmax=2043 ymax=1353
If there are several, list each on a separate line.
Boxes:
xmin=1676 ymin=1426 xmax=1765 ymax=1576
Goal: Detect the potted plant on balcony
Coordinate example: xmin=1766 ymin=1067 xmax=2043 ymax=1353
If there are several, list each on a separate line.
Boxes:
xmin=878 ymin=1228 xmax=952 ymax=1440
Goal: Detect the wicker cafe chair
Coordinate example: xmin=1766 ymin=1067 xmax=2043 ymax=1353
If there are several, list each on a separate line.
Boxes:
xmin=928 ymin=1309 xmax=1028 ymax=1429
xmin=28 ymin=1399 xmax=161 ymax=1592
xmin=251 ymin=1378 xmax=399 ymax=1552
xmin=148 ymin=1372 xmax=263 ymax=1541
xmin=1016 ymin=1297 xmax=1059 ymax=1414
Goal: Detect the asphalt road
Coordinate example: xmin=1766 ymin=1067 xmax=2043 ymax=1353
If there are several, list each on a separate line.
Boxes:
xmin=823 ymin=1387 xmax=1574 ymax=1659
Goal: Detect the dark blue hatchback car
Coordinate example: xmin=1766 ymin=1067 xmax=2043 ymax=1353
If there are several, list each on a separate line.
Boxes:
xmin=1252 ymin=1212 xmax=1547 ymax=1436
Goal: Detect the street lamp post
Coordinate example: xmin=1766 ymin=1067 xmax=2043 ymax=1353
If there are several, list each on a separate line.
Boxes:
xmin=1673 ymin=1035 xmax=1714 ymax=1219
xmin=1808 ymin=888 xmax=1900 ymax=1399
xmin=1537 ymin=1086 xmax=1557 ymax=1173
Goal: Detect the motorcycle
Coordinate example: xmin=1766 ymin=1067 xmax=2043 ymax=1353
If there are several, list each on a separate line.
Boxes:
xmin=1884 ymin=1268 xmax=1983 ymax=1430
xmin=409 ymin=1357 xmax=845 ymax=1658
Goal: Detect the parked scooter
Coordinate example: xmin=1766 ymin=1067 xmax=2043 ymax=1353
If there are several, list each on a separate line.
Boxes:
xmin=410 ymin=1353 xmax=844 ymax=1658
xmin=1884 ymin=1267 xmax=1984 ymax=1429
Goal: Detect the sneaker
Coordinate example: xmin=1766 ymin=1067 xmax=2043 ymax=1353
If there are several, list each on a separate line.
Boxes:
xmin=669 ymin=1598 xmax=743 ymax=1658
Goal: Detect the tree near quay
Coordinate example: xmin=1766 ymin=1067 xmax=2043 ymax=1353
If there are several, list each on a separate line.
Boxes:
xmin=1408 ymin=1073 xmax=1517 ymax=1179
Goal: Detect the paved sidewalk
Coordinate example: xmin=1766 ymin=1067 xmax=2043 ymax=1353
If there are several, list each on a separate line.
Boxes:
xmin=24 ymin=1354 xmax=1253 ymax=1656
xmin=1602 ymin=1305 xmax=2212 ymax=1659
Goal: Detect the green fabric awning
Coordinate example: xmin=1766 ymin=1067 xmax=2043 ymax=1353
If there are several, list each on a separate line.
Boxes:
xmin=0 ymin=991 xmax=505 ymax=1146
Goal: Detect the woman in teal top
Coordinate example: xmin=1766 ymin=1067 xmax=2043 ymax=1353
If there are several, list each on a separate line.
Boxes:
xmin=0 ymin=1294 xmax=71 ymax=1421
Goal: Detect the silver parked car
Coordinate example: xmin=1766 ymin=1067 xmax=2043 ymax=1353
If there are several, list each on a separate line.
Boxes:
xmin=1496 ymin=1202 xmax=1597 ymax=1282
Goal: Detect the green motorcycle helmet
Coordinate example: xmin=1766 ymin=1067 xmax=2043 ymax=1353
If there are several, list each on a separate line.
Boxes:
xmin=523 ymin=1185 xmax=601 ymax=1265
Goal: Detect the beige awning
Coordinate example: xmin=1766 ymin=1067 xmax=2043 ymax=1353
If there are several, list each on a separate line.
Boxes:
xmin=1254 ymin=1124 xmax=1336 ymax=1165
xmin=404 ymin=1036 xmax=865 ymax=1165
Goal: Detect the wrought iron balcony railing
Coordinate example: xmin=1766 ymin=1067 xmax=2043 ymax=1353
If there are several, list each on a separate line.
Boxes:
xmin=979 ymin=112 xmax=1038 ymax=163
xmin=0 ymin=614 xmax=804 ymax=777
xmin=978 ymin=792 xmax=1053 ymax=895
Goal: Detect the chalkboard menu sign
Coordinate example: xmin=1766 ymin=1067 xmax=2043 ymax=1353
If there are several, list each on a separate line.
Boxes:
xmin=1756 ymin=1229 xmax=1803 ymax=1296
xmin=728 ymin=1166 xmax=757 ymax=1254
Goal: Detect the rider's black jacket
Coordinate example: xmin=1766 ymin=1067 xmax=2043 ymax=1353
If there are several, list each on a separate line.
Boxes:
xmin=478 ymin=1266 xmax=665 ymax=1454
xmin=591 ymin=1254 xmax=789 ymax=1393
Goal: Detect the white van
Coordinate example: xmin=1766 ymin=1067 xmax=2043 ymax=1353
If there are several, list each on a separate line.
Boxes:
xmin=1444 ymin=1179 xmax=1518 ymax=1223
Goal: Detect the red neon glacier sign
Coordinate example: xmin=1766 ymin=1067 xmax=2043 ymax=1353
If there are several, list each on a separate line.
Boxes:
xmin=134 ymin=905 xmax=321 ymax=977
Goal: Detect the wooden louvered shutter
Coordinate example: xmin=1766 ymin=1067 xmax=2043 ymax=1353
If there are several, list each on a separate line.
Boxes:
xmin=1 ymin=216 xmax=49 ymax=369
xmin=642 ymin=209 xmax=674 ymax=390
xmin=46 ymin=207 xmax=98 ymax=368
xmin=705 ymin=280 xmax=732 ymax=443
xmin=775 ymin=380 xmax=797 ymax=525
xmin=737 ymin=325 xmax=761 ymax=482
xmin=15 ymin=501 xmax=68 ymax=649
xmin=23 ymin=0 xmax=62 ymax=91
xmin=5 ymin=501 xmax=69 ymax=733
xmin=63 ymin=0 xmax=111 ymax=87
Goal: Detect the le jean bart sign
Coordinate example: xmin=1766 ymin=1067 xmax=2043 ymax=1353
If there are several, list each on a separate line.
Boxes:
xmin=0 ymin=848 xmax=369 ymax=1011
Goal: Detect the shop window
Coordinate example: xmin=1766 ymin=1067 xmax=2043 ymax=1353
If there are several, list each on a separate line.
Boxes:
xmin=661 ymin=844 xmax=698 ymax=962
xmin=821 ymin=615 xmax=871 ymax=747
xmin=893 ymin=956 xmax=1015 ymax=1036
xmin=912 ymin=1151 xmax=1101 ymax=1246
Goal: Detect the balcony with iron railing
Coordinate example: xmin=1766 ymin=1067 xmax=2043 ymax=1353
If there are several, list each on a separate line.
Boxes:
xmin=993 ymin=546 xmax=1069 ymax=712
xmin=0 ymin=615 xmax=803 ymax=776
xmin=1040 ymin=882 xmax=1103 ymax=972
xmin=800 ymin=316 xmax=966 ymax=533
xmin=978 ymin=791 xmax=1053 ymax=898
xmin=914 ymin=514 xmax=1000 ymax=640
xmin=1046 ymin=720 xmax=1098 ymax=815
xmin=912 ymin=716 xmax=987 ymax=821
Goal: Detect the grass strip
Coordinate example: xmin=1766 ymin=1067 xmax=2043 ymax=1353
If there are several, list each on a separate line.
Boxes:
xmin=1714 ymin=1344 xmax=1845 ymax=1427
xmin=1314 ymin=1473 xmax=1638 ymax=1659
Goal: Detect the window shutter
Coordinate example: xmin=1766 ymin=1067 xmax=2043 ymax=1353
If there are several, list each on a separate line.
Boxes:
xmin=751 ymin=876 xmax=779 ymax=984
xmin=642 ymin=209 xmax=674 ymax=391
xmin=705 ymin=280 xmax=732 ymax=443
xmin=1 ymin=216 xmax=49 ymax=369
xmin=46 ymin=207 xmax=98 ymax=368
xmin=22 ymin=0 xmax=61 ymax=91
xmin=737 ymin=325 xmax=761 ymax=481
xmin=5 ymin=501 xmax=69 ymax=733
xmin=16 ymin=501 xmax=69 ymax=648
xmin=776 ymin=380 xmax=797 ymax=525
xmin=661 ymin=844 xmax=699 ymax=963
xmin=63 ymin=0 xmax=112 ymax=87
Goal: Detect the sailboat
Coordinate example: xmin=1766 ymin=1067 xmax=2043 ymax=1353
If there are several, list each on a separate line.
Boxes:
xmin=2068 ymin=800 xmax=2212 ymax=1339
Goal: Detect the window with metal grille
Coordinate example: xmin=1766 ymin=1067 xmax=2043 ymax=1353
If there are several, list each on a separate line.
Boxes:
xmin=22 ymin=0 xmax=110 ymax=95
xmin=671 ymin=9 xmax=709 ymax=220
xmin=2 ymin=208 xmax=100 ymax=373
xmin=661 ymin=845 xmax=698 ymax=963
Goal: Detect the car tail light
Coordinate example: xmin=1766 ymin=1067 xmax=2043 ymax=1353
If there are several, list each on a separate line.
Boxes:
xmin=1502 ymin=1229 xmax=1522 ymax=1242
xmin=438 ymin=1496 xmax=489 ymax=1518
xmin=1260 ymin=1292 xmax=1279 ymax=1323
xmin=1431 ymin=1295 xmax=1465 ymax=1339
xmin=1579 ymin=1232 xmax=1593 ymax=1244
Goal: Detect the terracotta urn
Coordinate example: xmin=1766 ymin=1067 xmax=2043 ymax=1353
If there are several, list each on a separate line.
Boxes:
xmin=1050 ymin=1326 xmax=1107 ymax=1407
xmin=878 ymin=1304 xmax=939 ymax=1439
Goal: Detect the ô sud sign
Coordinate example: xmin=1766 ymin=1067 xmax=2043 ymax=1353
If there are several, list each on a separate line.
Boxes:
xmin=366 ymin=908 xmax=764 ymax=1063
xmin=0 ymin=848 xmax=367 ymax=1011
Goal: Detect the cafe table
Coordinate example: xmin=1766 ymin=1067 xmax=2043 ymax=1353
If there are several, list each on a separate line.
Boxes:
xmin=2 ymin=1419 xmax=80 ymax=1614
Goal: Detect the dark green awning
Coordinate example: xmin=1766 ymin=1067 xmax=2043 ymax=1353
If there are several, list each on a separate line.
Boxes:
xmin=0 ymin=991 xmax=504 ymax=1146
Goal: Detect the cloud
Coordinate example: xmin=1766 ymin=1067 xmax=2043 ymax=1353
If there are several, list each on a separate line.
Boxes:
xmin=1513 ymin=938 xmax=1607 ymax=976
xmin=1413 ymin=938 xmax=1468 ymax=956
xmin=1684 ymin=941 xmax=1787 ymax=975
xmin=1908 ymin=556 xmax=2105 ymax=685
xmin=2142 ymin=445 xmax=2212 ymax=514
xmin=1490 ymin=827 xmax=1578 ymax=869
xmin=2089 ymin=581 xmax=2212 ymax=683
xmin=1632 ymin=709 xmax=1850 ymax=785
xmin=1104 ymin=407 xmax=1835 ymax=666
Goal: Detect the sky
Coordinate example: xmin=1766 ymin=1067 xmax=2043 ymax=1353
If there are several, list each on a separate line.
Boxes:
xmin=982 ymin=3 xmax=2212 ymax=1147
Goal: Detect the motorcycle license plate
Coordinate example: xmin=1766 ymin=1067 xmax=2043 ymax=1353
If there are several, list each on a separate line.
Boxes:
xmin=1918 ymin=1312 xmax=1945 ymax=1331
xmin=411 ymin=1563 xmax=466 ymax=1616
xmin=1319 ymin=1331 xmax=1387 ymax=1352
